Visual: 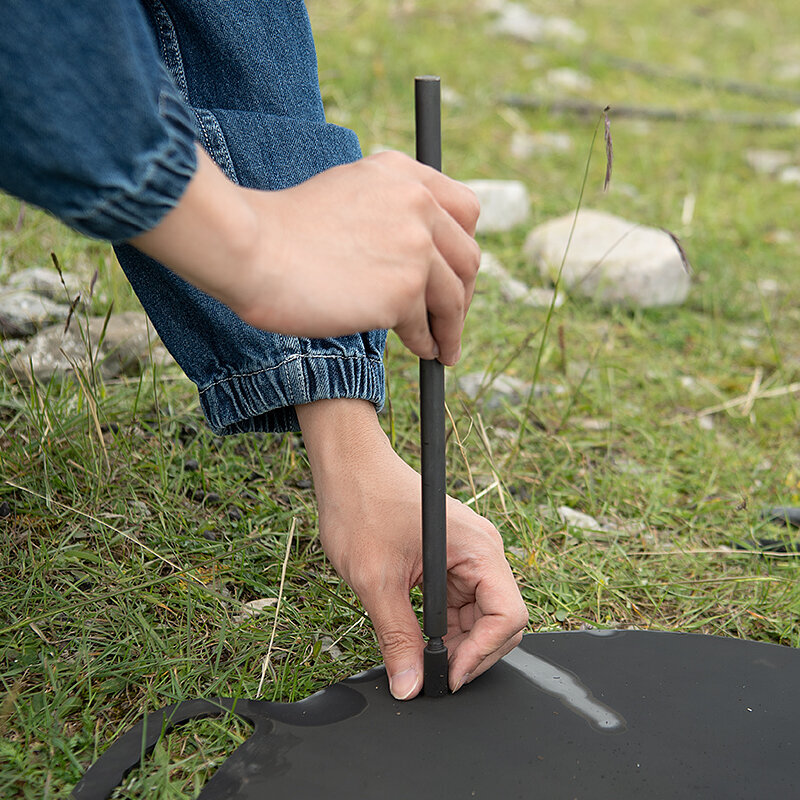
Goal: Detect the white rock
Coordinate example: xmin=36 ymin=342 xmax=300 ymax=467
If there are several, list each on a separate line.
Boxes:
xmin=440 ymin=86 xmax=463 ymax=107
xmin=544 ymin=67 xmax=593 ymax=93
xmin=524 ymin=209 xmax=690 ymax=308
xmin=557 ymin=505 xmax=601 ymax=531
xmin=774 ymin=62 xmax=800 ymax=82
xmin=456 ymin=371 xmax=533 ymax=409
xmin=745 ymin=149 xmax=792 ymax=175
xmin=480 ymin=252 xmax=564 ymax=308
xmin=779 ymin=165 xmax=800 ymax=184
xmin=488 ymin=3 xmax=586 ymax=44
xmin=757 ymin=278 xmax=780 ymax=295
xmin=318 ymin=636 xmax=343 ymax=660
xmin=234 ymin=597 xmax=277 ymax=624
xmin=7 ymin=266 xmax=83 ymax=302
xmin=466 ymin=179 xmax=530 ymax=234
xmin=0 ymin=290 xmax=70 ymax=336
xmin=510 ymin=130 xmax=572 ymax=159
xmin=8 ymin=311 xmax=173 ymax=382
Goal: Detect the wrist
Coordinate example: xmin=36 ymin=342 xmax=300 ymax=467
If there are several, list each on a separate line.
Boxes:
xmin=296 ymin=399 xmax=392 ymax=484
xmin=129 ymin=145 xmax=262 ymax=315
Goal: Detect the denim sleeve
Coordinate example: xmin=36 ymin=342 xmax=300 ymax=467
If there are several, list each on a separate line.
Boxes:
xmin=0 ymin=1 xmax=197 ymax=242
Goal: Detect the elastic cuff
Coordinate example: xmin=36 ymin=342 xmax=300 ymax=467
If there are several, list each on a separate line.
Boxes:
xmin=71 ymin=88 xmax=198 ymax=242
xmin=198 ymin=349 xmax=386 ymax=434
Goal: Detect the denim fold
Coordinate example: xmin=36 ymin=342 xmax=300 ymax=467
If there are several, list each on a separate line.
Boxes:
xmin=1 ymin=0 xmax=388 ymax=434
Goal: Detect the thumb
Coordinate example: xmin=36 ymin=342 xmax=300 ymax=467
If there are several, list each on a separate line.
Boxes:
xmin=364 ymin=588 xmax=426 ymax=701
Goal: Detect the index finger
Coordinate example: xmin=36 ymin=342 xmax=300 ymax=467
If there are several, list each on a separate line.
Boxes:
xmin=421 ymin=167 xmax=481 ymax=237
xmin=446 ymin=575 xmax=528 ymax=691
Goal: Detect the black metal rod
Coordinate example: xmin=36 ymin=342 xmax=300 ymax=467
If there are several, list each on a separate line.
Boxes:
xmin=415 ymin=76 xmax=448 ymax=698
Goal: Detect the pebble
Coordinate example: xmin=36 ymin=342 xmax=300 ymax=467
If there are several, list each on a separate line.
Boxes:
xmin=745 ymin=149 xmax=792 ymax=176
xmin=510 ymin=130 xmax=572 ymax=159
xmin=488 ymin=3 xmax=586 ymax=44
xmin=456 ymin=371 xmax=552 ymax=410
xmin=524 ymin=209 xmax=690 ymax=308
xmin=6 ymin=266 xmax=83 ymax=302
xmin=480 ymin=252 xmax=563 ymax=309
xmin=557 ymin=505 xmax=601 ymax=531
xmin=466 ymin=179 xmax=530 ymax=234
xmin=0 ymin=290 xmax=70 ymax=336
xmin=543 ymin=67 xmax=593 ymax=93
xmin=7 ymin=311 xmax=173 ymax=383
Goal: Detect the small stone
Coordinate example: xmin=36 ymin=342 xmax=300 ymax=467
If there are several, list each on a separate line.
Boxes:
xmin=456 ymin=371 xmax=534 ymax=409
xmin=774 ymin=62 xmax=800 ymax=82
xmin=191 ymin=489 xmax=206 ymax=503
xmin=6 ymin=266 xmax=83 ymax=302
xmin=744 ymin=149 xmax=792 ymax=176
xmin=763 ymin=230 xmax=794 ymax=245
xmin=0 ymin=501 xmax=11 ymax=518
xmin=488 ymin=4 xmax=586 ymax=44
xmin=0 ymin=290 xmax=70 ymax=336
xmin=130 ymin=500 xmax=151 ymax=519
xmin=0 ymin=338 xmax=25 ymax=357
xmin=7 ymin=311 xmax=173 ymax=382
xmin=318 ymin=635 xmax=343 ymax=661
xmin=543 ymin=67 xmax=592 ymax=93
xmin=756 ymin=278 xmax=781 ymax=295
xmin=228 ymin=506 xmax=243 ymax=522
xmin=466 ymin=180 xmax=530 ymax=234
xmin=204 ymin=492 xmax=222 ymax=505
xmin=524 ymin=209 xmax=690 ymax=308
xmin=778 ymin=166 xmax=800 ymax=184
xmin=184 ymin=459 xmax=200 ymax=472
xmin=202 ymin=529 xmax=218 ymax=541
xmin=234 ymin=597 xmax=277 ymax=623
xmin=574 ymin=417 xmax=611 ymax=431
xmin=440 ymin=86 xmax=463 ymax=107
xmin=510 ymin=130 xmax=572 ymax=159
xmin=295 ymin=479 xmax=313 ymax=490
xmin=480 ymin=252 xmax=564 ymax=309
xmin=557 ymin=505 xmax=601 ymax=531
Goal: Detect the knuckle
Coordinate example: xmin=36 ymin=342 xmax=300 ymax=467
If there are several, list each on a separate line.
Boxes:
xmin=513 ymin=604 xmax=530 ymax=631
xmin=463 ymin=186 xmax=481 ymax=225
xmin=467 ymin=237 xmax=482 ymax=273
xmin=376 ymin=627 xmax=416 ymax=656
xmin=401 ymin=263 xmax=427 ymax=301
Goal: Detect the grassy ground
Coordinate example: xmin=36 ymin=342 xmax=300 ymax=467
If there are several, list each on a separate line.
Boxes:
xmin=4 ymin=0 xmax=800 ymax=795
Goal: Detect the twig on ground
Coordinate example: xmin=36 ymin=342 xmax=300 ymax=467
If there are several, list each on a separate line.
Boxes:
xmin=666 ymin=379 xmax=800 ymax=425
xmin=256 ymin=519 xmax=296 ymax=699
xmin=503 ymin=95 xmax=800 ymax=128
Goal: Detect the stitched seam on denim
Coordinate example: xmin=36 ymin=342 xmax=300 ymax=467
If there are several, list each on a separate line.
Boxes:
xmin=197 ymin=353 xmax=384 ymax=395
xmin=193 ymin=109 xmax=238 ymax=183
xmin=145 ymin=0 xmax=189 ymax=100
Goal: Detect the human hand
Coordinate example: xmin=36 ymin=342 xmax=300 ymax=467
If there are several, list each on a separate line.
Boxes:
xmin=297 ymin=399 xmax=528 ymax=700
xmin=131 ymin=147 xmax=481 ymax=366
xmin=241 ymin=150 xmax=480 ymax=365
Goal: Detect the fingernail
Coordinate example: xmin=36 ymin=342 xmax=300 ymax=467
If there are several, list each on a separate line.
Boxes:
xmin=452 ymin=672 xmax=471 ymax=693
xmin=390 ymin=667 xmax=419 ymax=700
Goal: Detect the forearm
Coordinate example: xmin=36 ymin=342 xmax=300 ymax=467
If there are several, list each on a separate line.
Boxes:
xmin=296 ymin=398 xmax=392 ymax=481
xmin=129 ymin=146 xmax=265 ymax=323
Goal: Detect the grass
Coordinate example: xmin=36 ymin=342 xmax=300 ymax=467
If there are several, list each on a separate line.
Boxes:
xmin=4 ymin=0 xmax=800 ymax=795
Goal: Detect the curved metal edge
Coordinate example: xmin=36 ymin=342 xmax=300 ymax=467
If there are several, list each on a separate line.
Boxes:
xmin=71 ymin=698 xmax=271 ymax=800
xmin=71 ymin=683 xmax=368 ymax=800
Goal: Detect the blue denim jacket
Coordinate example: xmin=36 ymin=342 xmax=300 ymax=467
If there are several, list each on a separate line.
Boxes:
xmin=1 ymin=0 xmax=387 ymax=433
